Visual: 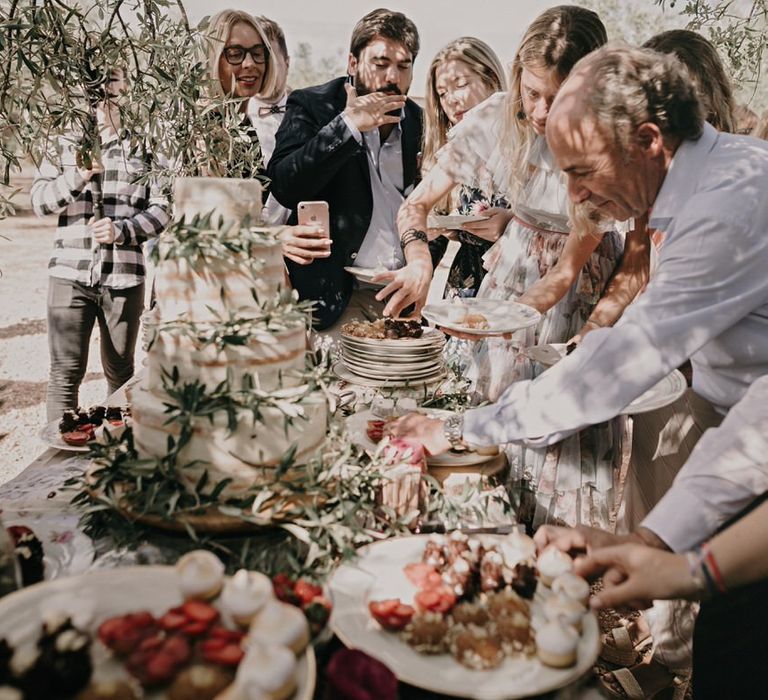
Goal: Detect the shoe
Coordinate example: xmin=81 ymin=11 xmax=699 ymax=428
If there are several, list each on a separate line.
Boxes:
xmin=600 ymin=664 xmax=688 ymax=699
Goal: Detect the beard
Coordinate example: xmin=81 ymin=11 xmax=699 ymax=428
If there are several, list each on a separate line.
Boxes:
xmin=353 ymin=77 xmax=404 ymax=116
xmin=569 ymin=198 xmax=613 ymax=237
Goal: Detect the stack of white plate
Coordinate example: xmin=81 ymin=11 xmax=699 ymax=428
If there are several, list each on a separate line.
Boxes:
xmin=337 ymin=328 xmax=446 ymax=387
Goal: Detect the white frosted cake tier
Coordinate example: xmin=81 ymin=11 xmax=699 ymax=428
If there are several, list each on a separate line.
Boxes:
xmin=128 ymin=383 xmax=328 ymax=497
xmin=147 ymin=323 xmax=307 ymax=392
xmin=173 ymin=176 xmax=263 ymax=230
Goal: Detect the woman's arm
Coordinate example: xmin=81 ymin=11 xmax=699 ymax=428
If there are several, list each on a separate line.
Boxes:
xmin=517 ymin=230 xmax=603 ymax=314
xmin=375 ymin=163 xmax=458 ymax=317
xmin=571 ymin=216 xmax=651 ymax=341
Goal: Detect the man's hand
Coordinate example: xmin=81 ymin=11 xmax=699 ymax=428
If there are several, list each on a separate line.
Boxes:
xmin=89 ymin=216 xmax=117 ymax=244
xmin=533 ymin=524 xmax=632 ymax=557
xmin=279 ymin=224 xmax=331 ymax=265
xmin=76 ymin=159 xmax=103 ymax=183
xmin=375 ymin=259 xmax=432 ymax=318
xmin=343 ymin=83 xmax=406 ymax=133
xmin=461 ymin=207 xmax=514 ymax=243
xmin=577 ymin=544 xmax=696 ymax=611
xmin=389 ymin=413 xmax=451 ymax=456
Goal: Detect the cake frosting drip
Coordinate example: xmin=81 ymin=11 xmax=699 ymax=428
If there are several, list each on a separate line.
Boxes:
xmin=130 ymin=177 xmax=328 ymax=497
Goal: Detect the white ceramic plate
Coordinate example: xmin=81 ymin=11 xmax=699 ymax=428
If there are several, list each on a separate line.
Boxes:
xmin=621 ymin=370 xmax=687 ymax=415
xmin=0 ymin=566 xmax=315 ymax=700
xmin=346 ymin=410 xmax=500 ymax=468
xmin=328 ymin=536 xmax=600 ymax=700
xmin=39 ymin=420 xmax=92 ymax=452
xmin=341 ymin=327 xmax=446 ymax=350
xmin=428 ymin=214 xmax=490 ymax=230
xmin=423 ymin=300 xmax=541 ymax=336
xmin=342 ymin=354 xmax=442 ymax=373
xmin=341 ymin=348 xmax=444 ymax=365
xmin=343 ymin=266 xmax=389 ymax=287
xmin=334 ymin=362 xmax=446 ymax=388
xmin=525 ymin=343 xmax=568 ymax=368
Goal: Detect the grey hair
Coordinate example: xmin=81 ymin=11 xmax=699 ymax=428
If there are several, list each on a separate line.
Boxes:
xmin=573 ymin=44 xmax=704 ymax=154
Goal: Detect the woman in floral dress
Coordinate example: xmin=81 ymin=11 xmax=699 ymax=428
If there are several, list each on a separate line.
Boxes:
xmin=381 ymin=6 xmax=624 ymax=530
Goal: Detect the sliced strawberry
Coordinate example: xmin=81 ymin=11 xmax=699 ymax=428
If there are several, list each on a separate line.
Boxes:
xmin=98 ymin=616 xmax=125 ymax=644
xmin=137 ymin=634 xmax=164 ymax=652
xmin=369 ymin=598 xmax=414 ymax=631
xmin=61 ymin=431 xmax=91 ymax=446
xmin=108 ymin=623 xmax=143 ymax=656
xmin=200 ymin=637 xmax=228 ymax=653
xmin=79 ymin=423 xmax=97 ymax=437
xmin=162 ymin=635 xmax=191 ymax=664
xmin=203 ymin=642 xmax=244 ymax=667
xmin=208 ymin=626 xmax=244 ymax=642
xmin=415 ymin=585 xmax=456 ymax=614
xmin=181 ymin=620 xmax=209 ymax=636
xmin=159 ymin=610 xmax=187 ymax=631
xmin=294 ymin=579 xmax=323 ymax=607
xmin=404 ymin=562 xmax=437 ymax=589
xmin=272 ymin=573 xmax=300 ymax=605
xmin=144 ymin=652 xmax=178 ymax=686
xmin=128 ymin=611 xmax=155 ymax=628
xmin=182 ymin=600 xmax=219 ymax=625
xmin=369 ymin=599 xmax=400 ymax=617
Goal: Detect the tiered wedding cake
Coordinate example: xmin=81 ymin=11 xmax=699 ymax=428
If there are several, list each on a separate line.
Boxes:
xmin=128 ymin=177 xmax=328 ymax=498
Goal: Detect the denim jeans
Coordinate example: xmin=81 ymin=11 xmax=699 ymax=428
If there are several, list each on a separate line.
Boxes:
xmin=46 ymin=277 xmax=144 ymax=420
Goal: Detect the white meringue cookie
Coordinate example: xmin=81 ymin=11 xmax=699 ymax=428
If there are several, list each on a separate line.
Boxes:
xmin=543 ymin=594 xmax=585 ymax=632
xmin=551 ymin=572 xmax=590 ymax=606
xmin=176 ymin=549 xmax=225 ymax=600
xmin=537 ymin=546 xmax=574 ymax=585
xmin=247 ymin=600 xmax=309 ymax=655
xmin=234 ymin=640 xmax=297 ymax=700
xmin=221 ymin=569 xmax=273 ymax=625
xmin=536 ymin=619 xmax=579 ymax=668
xmin=501 ymin=531 xmax=537 ymax=568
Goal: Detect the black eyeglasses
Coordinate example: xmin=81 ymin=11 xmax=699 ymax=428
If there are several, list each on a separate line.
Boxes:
xmin=222 ymin=44 xmax=269 ymax=66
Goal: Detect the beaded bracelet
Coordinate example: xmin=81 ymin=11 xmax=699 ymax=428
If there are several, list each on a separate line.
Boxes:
xmin=685 ymin=544 xmax=726 ymax=600
xmin=400 ymin=228 xmax=428 ymax=251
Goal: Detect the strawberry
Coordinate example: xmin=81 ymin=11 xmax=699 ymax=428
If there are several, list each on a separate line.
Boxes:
xmin=294 ymin=579 xmax=323 ymax=607
xmin=181 ymin=620 xmax=208 ymax=636
xmin=159 ymin=610 xmax=187 ymax=631
xmin=108 ymin=621 xmax=143 ymax=656
xmin=162 ymin=635 xmax=191 ymax=664
xmin=200 ymin=637 xmax=228 ymax=653
xmin=144 ymin=652 xmax=178 ymax=686
xmin=181 ymin=600 xmax=219 ymax=625
xmin=128 ymin=611 xmax=155 ymax=628
xmin=208 ymin=626 xmax=244 ymax=642
xmin=272 ymin=573 xmax=300 ymax=605
xmin=203 ymin=642 xmax=244 ymax=667
xmin=137 ymin=634 xmax=164 ymax=653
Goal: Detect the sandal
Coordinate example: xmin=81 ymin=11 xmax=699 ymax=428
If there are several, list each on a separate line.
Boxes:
xmin=601 ymin=626 xmax=645 ymax=666
xmin=601 ymin=665 xmax=688 ymax=700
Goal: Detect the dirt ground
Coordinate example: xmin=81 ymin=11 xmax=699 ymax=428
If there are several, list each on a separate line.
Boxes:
xmin=0 ymin=170 xmax=145 ymax=486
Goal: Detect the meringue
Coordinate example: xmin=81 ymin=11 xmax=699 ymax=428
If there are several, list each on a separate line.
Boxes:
xmin=221 ymin=569 xmax=273 ymax=626
xmin=501 ymin=531 xmax=537 ymax=568
xmin=247 ymin=600 xmax=309 ymax=655
xmin=543 ymin=594 xmax=585 ymax=632
xmin=176 ymin=550 xmax=226 ymax=601
xmin=536 ymin=546 xmax=573 ymax=586
xmin=551 ymin=572 xmax=590 ymax=606
xmin=234 ymin=641 xmax=297 ymax=700
xmin=536 ymin=619 xmax=579 ymax=668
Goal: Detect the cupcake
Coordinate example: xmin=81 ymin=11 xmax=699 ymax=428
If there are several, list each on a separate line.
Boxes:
xmin=496 ymin=611 xmax=535 ymax=655
xmin=543 ymin=594 xmax=585 ymax=633
xmin=176 ymin=550 xmax=226 ymax=601
xmin=450 ymin=626 xmax=504 ymax=670
xmin=76 ymin=679 xmax=139 ymax=700
xmin=401 ymin=612 xmax=451 ymax=654
xmin=536 ymin=546 xmax=574 ymax=586
xmin=536 ymin=619 xmax=579 ymax=668
xmin=232 ymin=641 xmax=296 ymax=700
xmin=247 ymin=600 xmax=309 ymax=655
xmin=221 ymin=570 xmax=273 ymax=627
xmin=167 ymin=665 xmax=233 ymax=700
xmin=551 ymin=572 xmax=590 ymax=607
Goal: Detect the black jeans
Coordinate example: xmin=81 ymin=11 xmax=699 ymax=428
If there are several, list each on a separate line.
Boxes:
xmin=46 ymin=277 xmax=144 ymax=420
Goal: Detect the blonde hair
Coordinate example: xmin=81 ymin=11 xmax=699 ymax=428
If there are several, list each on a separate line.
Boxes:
xmin=201 ymin=10 xmax=278 ymax=100
xmin=753 ymin=112 xmax=768 ymax=140
xmin=422 ymin=37 xmax=506 ymax=176
xmin=501 ymin=6 xmax=607 ymax=209
xmin=256 ymin=15 xmax=290 ymax=102
xmin=643 ymin=30 xmax=735 ymax=133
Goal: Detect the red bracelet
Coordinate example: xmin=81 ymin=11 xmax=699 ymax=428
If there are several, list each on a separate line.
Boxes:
xmin=702 ymin=543 xmax=727 ymax=594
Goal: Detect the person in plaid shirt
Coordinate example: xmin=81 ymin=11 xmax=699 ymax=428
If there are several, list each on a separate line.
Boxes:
xmin=31 ymin=69 xmax=169 ymax=421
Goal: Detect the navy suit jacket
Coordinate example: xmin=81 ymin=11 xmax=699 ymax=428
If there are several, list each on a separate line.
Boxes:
xmin=268 ymin=77 xmax=423 ymax=329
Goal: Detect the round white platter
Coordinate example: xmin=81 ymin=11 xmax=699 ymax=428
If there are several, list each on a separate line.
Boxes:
xmin=422 ymin=300 xmax=541 ymax=336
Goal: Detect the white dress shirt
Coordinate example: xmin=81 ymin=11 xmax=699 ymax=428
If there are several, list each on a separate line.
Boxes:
xmin=463 ymin=123 xmax=768 ymax=447
xmin=642 ymin=375 xmax=768 ymax=551
xmin=342 ymin=115 xmax=406 ymax=270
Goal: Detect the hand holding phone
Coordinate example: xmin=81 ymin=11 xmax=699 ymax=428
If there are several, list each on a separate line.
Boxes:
xmin=297 ymin=201 xmax=330 ymax=237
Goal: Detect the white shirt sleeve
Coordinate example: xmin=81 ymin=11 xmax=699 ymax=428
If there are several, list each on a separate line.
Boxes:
xmin=641 ymin=376 xmax=768 ymax=552
xmin=341 ymin=114 xmax=363 ymax=145
xmin=463 ymin=207 xmax=768 ymax=447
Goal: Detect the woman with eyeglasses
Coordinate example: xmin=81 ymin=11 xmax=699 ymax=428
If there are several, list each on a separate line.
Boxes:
xmin=201 ymin=10 xmax=331 ymax=265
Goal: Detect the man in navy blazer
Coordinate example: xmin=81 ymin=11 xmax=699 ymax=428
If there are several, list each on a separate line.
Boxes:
xmin=268 ymin=9 xmax=423 ymax=330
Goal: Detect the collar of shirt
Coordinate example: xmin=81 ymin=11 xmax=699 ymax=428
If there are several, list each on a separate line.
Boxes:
xmin=248 ymin=92 xmax=289 ymax=120
xmin=649 ymin=121 xmax=718 ymax=229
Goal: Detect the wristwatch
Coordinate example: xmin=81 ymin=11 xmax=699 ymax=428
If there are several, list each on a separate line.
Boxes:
xmin=442 ymin=413 xmax=466 ymax=450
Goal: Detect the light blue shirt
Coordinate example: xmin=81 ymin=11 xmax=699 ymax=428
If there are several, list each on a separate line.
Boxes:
xmin=343 ymin=115 xmax=406 ymax=270
xmin=463 ymin=123 xmax=768 ymax=447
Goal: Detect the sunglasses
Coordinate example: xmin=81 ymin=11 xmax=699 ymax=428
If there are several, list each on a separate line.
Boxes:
xmin=222 ymin=44 xmax=269 ymax=66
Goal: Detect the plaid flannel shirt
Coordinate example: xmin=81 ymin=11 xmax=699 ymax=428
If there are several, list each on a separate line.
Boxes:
xmin=31 ymin=134 xmax=170 ymax=289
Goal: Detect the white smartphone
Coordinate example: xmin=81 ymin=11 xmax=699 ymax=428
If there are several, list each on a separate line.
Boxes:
xmin=297 ymin=201 xmax=330 ymax=237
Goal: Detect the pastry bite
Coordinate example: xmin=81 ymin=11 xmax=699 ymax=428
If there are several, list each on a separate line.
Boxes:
xmin=247 ymin=600 xmax=309 ymax=655
xmin=443 ymin=556 xmax=473 ymax=598
xmin=485 ymin=588 xmax=529 ymax=619
xmin=495 ymin=611 xmax=535 ymax=655
xmin=176 ymin=550 xmax=226 ymax=601
xmin=422 ymin=534 xmax=447 ymax=568
xmin=451 ymin=602 xmax=490 ymax=628
xmin=167 ymin=665 xmax=233 ymax=700
xmin=536 ymin=546 xmax=574 ymax=586
xmin=536 ymin=619 xmax=579 ymax=668
xmin=479 ymin=550 xmax=505 ymax=592
xmin=450 ymin=626 xmax=504 ymax=670
xmin=501 ymin=531 xmax=537 ymax=568
xmin=509 ymin=563 xmax=538 ymax=600
xmin=551 ymin=572 xmax=590 ymax=607
xmin=220 ymin=569 xmax=273 ymax=627
xmin=401 ymin=612 xmax=452 ymax=654
xmin=76 ymin=680 xmax=139 ymax=700
xmin=230 ymin=641 xmax=296 ymax=700
xmin=542 ymin=594 xmax=585 ymax=633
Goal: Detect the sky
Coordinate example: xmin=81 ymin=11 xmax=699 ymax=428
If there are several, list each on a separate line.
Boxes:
xmin=181 ymin=0 xmax=562 ymax=97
